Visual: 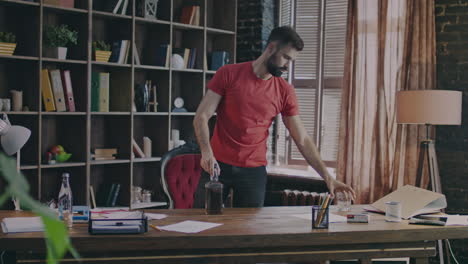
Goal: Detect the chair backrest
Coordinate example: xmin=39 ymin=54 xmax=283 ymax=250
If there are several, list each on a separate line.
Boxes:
xmin=160 ymin=142 xmax=203 ymax=209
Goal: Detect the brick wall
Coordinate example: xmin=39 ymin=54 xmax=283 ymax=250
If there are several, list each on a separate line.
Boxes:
xmin=237 ymin=0 xmax=276 ymax=62
xmin=435 ymin=0 xmax=467 ymax=262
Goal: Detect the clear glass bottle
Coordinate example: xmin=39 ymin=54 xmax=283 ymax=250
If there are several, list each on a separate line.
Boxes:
xmin=58 ymin=172 xmax=73 ymax=228
xmin=205 ymin=164 xmax=223 ymax=215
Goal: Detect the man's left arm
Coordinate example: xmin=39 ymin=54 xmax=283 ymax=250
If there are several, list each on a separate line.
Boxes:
xmin=282 ymin=115 xmax=356 ymax=200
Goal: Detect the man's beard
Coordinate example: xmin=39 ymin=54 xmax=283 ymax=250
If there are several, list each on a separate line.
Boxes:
xmin=266 ymin=54 xmax=286 ymax=77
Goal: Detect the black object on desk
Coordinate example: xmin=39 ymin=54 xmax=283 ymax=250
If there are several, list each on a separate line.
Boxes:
xmin=409 ymin=217 xmax=446 ymax=226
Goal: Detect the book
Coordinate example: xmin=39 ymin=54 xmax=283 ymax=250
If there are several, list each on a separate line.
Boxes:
xmin=89 ymin=185 xmax=97 ymax=209
xmin=94 ymin=148 xmax=118 ymax=155
xmin=210 ymin=51 xmax=230 ymax=71
xmin=92 ymin=156 xmax=116 ymax=160
xmin=111 ymin=184 xmax=121 ymax=206
xmin=61 ymin=70 xmax=76 ymax=112
xmin=188 ymin=48 xmax=197 ymax=68
xmin=155 ymin=44 xmax=170 ymax=67
xmin=99 ymin=72 xmax=110 ymax=112
xmin=41 ymin=69 xmax=56 ymax=112
xmin=109 ymin=41 xmax=122 ymax=63
xmin=106 ymin=183 xmax=117 ymax=207
xmin=134 ymin=43 xmax=141 ymax=65
xmin=91 ymin=71 xmax=100 ymax=111
xmin=123 ymin=40 xmax=130 ymax=64
xmin=190 ymin=6 xmax=200 ymax=26
xmin=118 ymin=40 xmax=130 ymax=64
xmin=120 ymin=0 xmax=128 ymax=15
xmin=180 ymin=6 xmax=193 ymax=24
xmin=104 ymin=0 xmax=123 ymax=13
xmin=132 ymin=138 xmax=145 ymax=158
xmin=49 ymin=69 xmax=67 ymax=112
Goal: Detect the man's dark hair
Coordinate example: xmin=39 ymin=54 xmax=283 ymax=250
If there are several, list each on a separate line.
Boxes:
xmin=267 ymin=26 xmax=304 ymax=51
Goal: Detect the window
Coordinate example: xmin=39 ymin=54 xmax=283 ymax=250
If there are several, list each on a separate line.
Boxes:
xmin=272 ymin=0 xmax=348 ymax=168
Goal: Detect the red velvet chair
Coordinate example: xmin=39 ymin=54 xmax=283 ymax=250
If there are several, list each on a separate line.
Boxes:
xmin=160 ymin=142 xmax=206 ymax=209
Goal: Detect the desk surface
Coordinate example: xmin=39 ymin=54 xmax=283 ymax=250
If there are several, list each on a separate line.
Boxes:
xmin=1 ymin=206 xmax=467 ymax=253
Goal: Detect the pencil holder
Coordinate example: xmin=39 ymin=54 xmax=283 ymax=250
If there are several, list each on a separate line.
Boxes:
xmin=312 ymin=205 xmax=329 ymax=229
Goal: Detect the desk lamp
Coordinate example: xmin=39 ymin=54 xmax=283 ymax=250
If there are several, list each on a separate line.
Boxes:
xmin=0 ymin=113 xmax=31 ymax=210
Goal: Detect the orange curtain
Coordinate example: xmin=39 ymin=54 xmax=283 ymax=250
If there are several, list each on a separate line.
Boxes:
xmin=337 ymin=0 xmax=436 ymax=204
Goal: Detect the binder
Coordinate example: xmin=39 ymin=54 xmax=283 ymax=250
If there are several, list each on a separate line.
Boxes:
xmin=99 ymin=72 xmax=110 ymax=112
xmin=61 ymin=70 xmax=76 ymax=112
xmin=368 ymin=185 xmax=447 ymax=219
xmin=49 ymin=69 xmax=67 ymax=112
xmin=41 ymin=69 xmax=56 ymax=112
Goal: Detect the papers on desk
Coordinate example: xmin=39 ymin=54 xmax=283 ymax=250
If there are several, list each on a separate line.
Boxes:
xmin=1 ymin=217 xmax=44 ymax=233
xmin=292 ymin=213 xmax=347 ymax=223
xmin=157 ymin=220 xmax=222 ymax=233
xmin=368 ymin=185 xmax=446 ymax=219
xmin=145 ymin=213 xmax=167 ymax=220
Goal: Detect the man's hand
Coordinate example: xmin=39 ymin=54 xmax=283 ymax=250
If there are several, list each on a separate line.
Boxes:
xmin=327 ymin=179 xmax=356 ymax=201
xmin=200 ymin=153 xmax=220 ymax=178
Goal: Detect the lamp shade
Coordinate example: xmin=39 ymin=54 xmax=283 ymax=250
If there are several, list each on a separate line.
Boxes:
xmin=396 ymin=90 xmax=462 ymax=125
xmin=0 ymin=114 xmax=31 ymax=156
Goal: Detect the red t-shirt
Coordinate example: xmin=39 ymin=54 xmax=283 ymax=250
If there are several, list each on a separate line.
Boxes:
xmin=208 ymin=61 xmax=299 ymax=167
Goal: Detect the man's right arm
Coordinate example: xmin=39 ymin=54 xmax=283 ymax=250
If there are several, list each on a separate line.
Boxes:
xmin=193 ymin=89 xmax=222 ymax=176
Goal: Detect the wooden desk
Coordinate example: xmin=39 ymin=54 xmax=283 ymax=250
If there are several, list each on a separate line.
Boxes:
xmin=1 ymin=206 xmax=468 ymax=264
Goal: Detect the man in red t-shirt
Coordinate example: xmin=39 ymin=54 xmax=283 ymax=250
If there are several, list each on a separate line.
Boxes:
xmin=194 ymin=26 xmax=355 ymax=207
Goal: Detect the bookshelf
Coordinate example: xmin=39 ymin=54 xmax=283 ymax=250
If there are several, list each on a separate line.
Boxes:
xmin=0 ymin=0 xmax=236 ymax=209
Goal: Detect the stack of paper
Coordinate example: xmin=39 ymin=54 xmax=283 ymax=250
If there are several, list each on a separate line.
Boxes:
xmin=1 ymin=217 xmax=44 ymax=233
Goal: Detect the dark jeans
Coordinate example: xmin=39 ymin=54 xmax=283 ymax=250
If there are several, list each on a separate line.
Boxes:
xmin=200 ymin=161 xmax=267 ymax=208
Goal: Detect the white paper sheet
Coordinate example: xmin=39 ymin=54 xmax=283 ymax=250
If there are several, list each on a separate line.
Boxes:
xmin=445 ymin=215 xmax=468 ymax=226
xmin=146 ymin=213 xmax=167 ymax=220
xmin=291 ymin=213 xmax=347 ymax=223
xmin=1 ymin=217 xmax=44 ymax=233
xmin=158 ymin=220 xmax=222 ymax=233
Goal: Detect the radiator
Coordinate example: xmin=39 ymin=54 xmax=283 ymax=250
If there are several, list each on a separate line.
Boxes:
xmin=281 ymin=189 xmax=326 ymax=206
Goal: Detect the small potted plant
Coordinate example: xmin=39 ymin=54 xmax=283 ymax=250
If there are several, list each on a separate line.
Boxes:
xmin=43 ymin=24 xmax=78 ymax=60
xmin=0 ymin=32 xmax=17 ymax=56
xmin=93 ymin=40 xmax=112 ymax=62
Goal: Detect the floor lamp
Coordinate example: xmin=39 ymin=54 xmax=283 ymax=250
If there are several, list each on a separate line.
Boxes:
xmin=396 ymin=90 xmax=462 ymax=264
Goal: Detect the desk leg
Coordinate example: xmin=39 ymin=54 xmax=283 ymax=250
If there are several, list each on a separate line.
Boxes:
xmin=410 ymin=257 xmax=429 ymax=264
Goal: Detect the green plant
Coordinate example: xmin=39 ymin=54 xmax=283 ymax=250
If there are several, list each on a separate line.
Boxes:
xmin=0 ymin=32 xmax=16 ymax=43
xmin=0 ymin=153 xmax=79 ymax=264
xmin=93 ymin=41 xmax=111 ymax=51
xmin=44 ymin=24 xmax=78 ymax=47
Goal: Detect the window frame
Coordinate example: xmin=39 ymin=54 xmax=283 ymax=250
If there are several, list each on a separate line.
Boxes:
xmin=273 ymin=0 xmax=346 ymax=169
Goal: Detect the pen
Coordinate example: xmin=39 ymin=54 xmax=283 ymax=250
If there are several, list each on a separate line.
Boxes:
xmin=149 ymin=224 xmax=161 ymax=231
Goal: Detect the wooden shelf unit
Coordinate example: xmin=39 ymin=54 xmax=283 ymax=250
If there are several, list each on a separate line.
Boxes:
xmin=0 ymin=0 xmax=236 ymax=209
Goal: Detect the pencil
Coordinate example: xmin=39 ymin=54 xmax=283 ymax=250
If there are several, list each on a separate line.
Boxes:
xmin=149 ymin=224 xmax=161 ymax=231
